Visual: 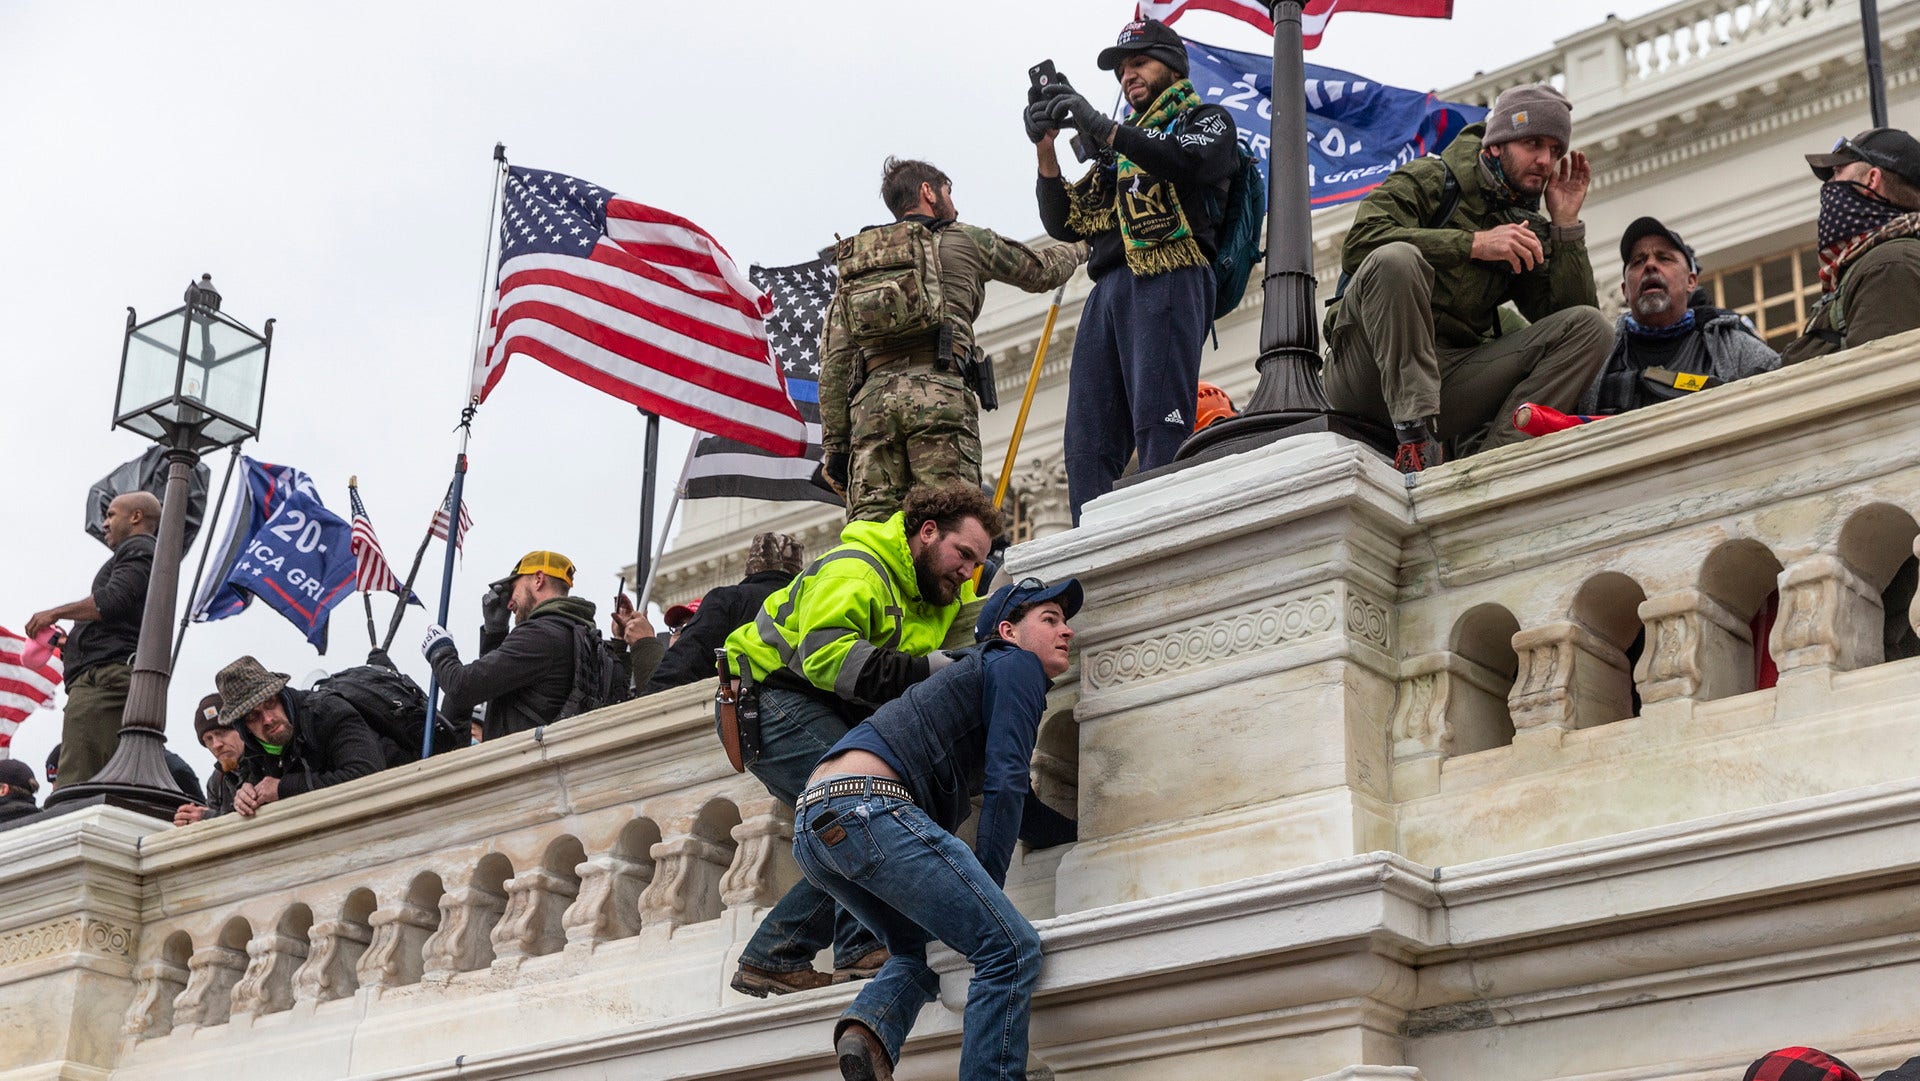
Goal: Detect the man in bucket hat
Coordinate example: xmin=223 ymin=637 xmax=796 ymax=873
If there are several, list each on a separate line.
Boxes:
xmin=422 ymin=550 xmax=620 ymax=741
xmin=214 ymin=657 xmax=385 ymax=816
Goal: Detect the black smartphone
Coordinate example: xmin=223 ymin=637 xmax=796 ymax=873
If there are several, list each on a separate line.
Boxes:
xmin=1029 ymin=59 xmax=1059 ymax=92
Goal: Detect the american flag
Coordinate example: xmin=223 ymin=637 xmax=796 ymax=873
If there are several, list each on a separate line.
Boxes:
xmin=429 ymin=486 xmax=473 ymax=554
xmin=0 ymin=626 xmax=63 ymax=754
xmin=473 ymin=165 xmax=807 ymax=456
xmin=348 ymin=484 xmax=417 ymax=602
xmin=1136 ymin=0 xmax=1452 ymax=47
xmin=684 ymin=257 xmax=842 ymax=505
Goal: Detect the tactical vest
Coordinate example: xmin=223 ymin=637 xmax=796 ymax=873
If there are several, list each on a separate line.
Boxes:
xmin=835 ymin=220 xmax=950 ymax=355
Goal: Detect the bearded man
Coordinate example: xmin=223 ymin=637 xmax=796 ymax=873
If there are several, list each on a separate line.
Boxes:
xmin=722 ymin=483 xmax=1000 ymax=999
xmin=1323 ymin=83 xmax=1613 ymax=471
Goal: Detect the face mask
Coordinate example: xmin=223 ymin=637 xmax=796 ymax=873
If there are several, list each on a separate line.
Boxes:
xmin=1817 ymin=179 xmax=1904 ymax=254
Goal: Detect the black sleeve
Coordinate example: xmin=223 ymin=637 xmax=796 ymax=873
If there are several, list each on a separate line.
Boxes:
xmin=643 ymin=592 xmax=734 ymax=693
xmin=1018 ymin=791 xmax=1077 ymax=849
xmin=1037 ymin=175 xmax=1083 ymax=241
xmin=93 ymin=541 xmax=154 ymax=624
xmin=432 ymin=621 xmax=556 ymax=719
xmin=849 ymin=650 xmax=931 ymax=707
xmin=280 ymin=703 xmax=385 ymax=797
xmin=1108 ymin=105 xmax=1238 ymax=187
xmin=167 ymin=752 xmax=205 ymax=803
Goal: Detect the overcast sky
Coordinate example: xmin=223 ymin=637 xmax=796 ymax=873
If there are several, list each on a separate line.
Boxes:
xmin=0 ymin=0 xmax=1677 ymax=787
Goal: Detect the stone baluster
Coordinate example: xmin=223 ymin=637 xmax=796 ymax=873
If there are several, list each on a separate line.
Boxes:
xmin=720 ymin=803 xmax=795 ymax=911
xmin=1771 ymin=555 xmax=1883 ymax=676
xmin=489 ymin=868 xmax=579 ymax=965
xmin=638 ymin=836 xmax=736 ymax=931
xmin=123 ymin=956 xmax=189 ymax=1039
xmin=229 ymin=930 xmax=310 ymax=1018
xmin=291 ymin=919 xmax=372 ymax=1006
xmin=420 ymin=885 xmax=508 ymax=981
xmin=355 ymin=900 xmax=440 ymax=992
xmin=1507 ymin=621 xmax=1633 ymax=735
xmin=170 ymin=944 xmax=248 ymax=1028
xmin=1635 ymin=589 xmax=1752 ymax=707
xmin=562 ymin=855 xmax=651 ymax=948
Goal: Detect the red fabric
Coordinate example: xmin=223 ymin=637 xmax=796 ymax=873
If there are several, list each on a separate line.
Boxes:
xmin=1512 ymin=402 xmax=1602 ymax=438
xmin=1753 ymin=592 xmax=1780 ymax=691
xmin=1136 ymin=0 xmax=1452 ymax=47
xmin=1743 ymin=1047 xmax=1861 ymax=1081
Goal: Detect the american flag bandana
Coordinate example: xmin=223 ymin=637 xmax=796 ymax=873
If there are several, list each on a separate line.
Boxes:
xmin=1815 ymin=179 xmax=1911 ymax=290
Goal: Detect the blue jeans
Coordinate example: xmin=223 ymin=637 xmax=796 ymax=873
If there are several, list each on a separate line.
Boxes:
xmin=794 ymin=781 xmax=1043 ymax=1081
xmin=738 ymin=688 xmax=882 ymax=972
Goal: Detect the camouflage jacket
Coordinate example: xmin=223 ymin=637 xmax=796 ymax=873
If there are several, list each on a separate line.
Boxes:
xmin=1338 ymin=124 xmax=1598 ymax=348
xmin=819 ymin=216 xmax=1081 ymax=453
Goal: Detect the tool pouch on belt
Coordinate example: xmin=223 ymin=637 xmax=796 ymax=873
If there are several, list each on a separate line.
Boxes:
xmin=960 ymin=348 xmax=999 ymax=411
xmin=713 ymin=649 xmax=763 ymax=773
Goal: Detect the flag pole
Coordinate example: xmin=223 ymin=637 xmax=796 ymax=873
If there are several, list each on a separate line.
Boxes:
xmin=349 ymin=476 xmax=380 ymax=651
xmin=638 ymin=435 xmax=699 ymax=611
xmin=633 ymin=410 xmax=661 ymax=605
xmin=423 ymin=142 xmax=508 ymax=758
xmin=379 ymin=483 xmax=445 ymax=652
xmin=992 ymin=285 xmax=1066 ymax=511
xmin=169 ymin=444 xmax=243 ymax=669
xmin=1862 ymin=0 xmax=1889 ymax=128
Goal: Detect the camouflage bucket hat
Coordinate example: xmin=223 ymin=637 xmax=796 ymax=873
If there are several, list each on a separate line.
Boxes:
xmin=746 ymin=532 xmax=805 ymax=576
xmin=214 ymin=656 xmax=290 ymax=726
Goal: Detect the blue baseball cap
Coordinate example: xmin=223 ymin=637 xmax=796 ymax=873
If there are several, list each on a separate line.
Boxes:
xmin=974 ymin=577 xmax=1084 ymax=642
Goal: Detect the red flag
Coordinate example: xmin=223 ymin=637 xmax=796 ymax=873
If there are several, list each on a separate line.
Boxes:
xmin=1136 ymin=0 xmax=1453 ymax=48
xmin=0 ymin=626 xmax=63 ymax=753
xmin=474 ymin=165 xmax=807 ymax=456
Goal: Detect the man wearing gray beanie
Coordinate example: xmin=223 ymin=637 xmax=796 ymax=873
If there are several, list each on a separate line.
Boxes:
xmin=1323 ymin=82 xmax=1613 ymax=472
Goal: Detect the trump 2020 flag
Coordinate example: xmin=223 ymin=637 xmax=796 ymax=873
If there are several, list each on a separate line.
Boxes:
xmin=474 ymin=165 xmax=807 ymax=457
xmin=190 ymin=458 xmax=357 ymax=652
xmin=1182 ymin=35 xmax=1484 ymax=207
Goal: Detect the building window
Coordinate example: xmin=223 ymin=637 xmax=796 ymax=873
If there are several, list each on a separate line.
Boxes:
xmin=1701 ymin=243 xmax=1821 ymax=350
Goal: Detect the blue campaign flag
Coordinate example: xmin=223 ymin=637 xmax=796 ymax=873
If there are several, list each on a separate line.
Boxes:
xmin=1181 ymin=35 xmax=1486 ymax=209
xmin=189 ymin=457 xmax=357 ymax=653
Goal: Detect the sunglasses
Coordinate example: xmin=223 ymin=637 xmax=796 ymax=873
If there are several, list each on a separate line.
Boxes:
xmin=986 ymin=577 xmax=1046 ymax=630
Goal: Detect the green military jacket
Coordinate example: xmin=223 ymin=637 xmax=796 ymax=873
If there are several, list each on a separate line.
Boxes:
xmin=819 ymin=219 xmax=1081 ymax=454
xmin=1337 ymin=123 xmax=1598 ymax=348
xmin=1780 ymin=234 xmax=1920 ymax=364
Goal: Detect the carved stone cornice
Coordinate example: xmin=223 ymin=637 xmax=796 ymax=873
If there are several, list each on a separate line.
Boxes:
xmin=0 ymin=916 xmax=134 ymax=968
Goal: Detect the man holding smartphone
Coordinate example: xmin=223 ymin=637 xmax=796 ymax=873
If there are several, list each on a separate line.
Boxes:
xmin=421 ymin=550 xmax=621 ymax=741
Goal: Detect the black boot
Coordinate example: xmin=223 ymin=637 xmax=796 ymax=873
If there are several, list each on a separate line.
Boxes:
xmin=1392 ymin=418 xmax=1445 ymax=474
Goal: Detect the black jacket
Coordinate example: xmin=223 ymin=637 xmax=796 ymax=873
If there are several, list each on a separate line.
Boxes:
xmin=203 ymin=766 xmax=242 ymax=817
xmin=644 ymin=571 xmax=795 ymax=694
xmin=1036 ymin=102 xmax=1239 ymax=281
xmin=166 ymin=750 xmax=205 ymax=803
xmin=239 ymin=687 xmax=385 ymax=798
xmin=431 ymin=596 xmax=605 ymax=740
xmin=64 ymin=533 xmax=155 ymax=680
xmin=0 ymin=789 xmax=39 ymax=824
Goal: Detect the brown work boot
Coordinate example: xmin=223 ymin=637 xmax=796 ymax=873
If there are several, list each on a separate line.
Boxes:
xmin=731 ymin=962 xmax=835 ymax=997
xmin=833 ymin=947 xmax=890 ymax=982
xmin=835 ymin=1020 xmax=894 ymax=1081
xmin=1392 ymin=418 xmax=1446 ymax=474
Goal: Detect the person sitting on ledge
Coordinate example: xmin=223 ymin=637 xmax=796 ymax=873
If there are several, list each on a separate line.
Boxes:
xmin=1782 ymin=127 xmax=1920 ymax=363
xmin=1323 ymin=83 xmax=1612 ymax=473
xmin=1578 ymin=216 xmax=1778 ymax=416
xmin=214 ymin=655 xmax=385 ymax=817
xmin=794 ymin=576 xmax=1080 ymax=1081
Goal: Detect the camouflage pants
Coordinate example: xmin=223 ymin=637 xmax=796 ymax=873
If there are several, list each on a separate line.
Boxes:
xmin=848 ymin=368 xmax=980 ymax=522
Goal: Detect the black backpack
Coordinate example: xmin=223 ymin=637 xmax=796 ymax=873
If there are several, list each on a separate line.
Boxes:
xmin=555 ymin=622 xmax=625 ymax=722
xmin=313 ymin=660 xmax=458 ymax=764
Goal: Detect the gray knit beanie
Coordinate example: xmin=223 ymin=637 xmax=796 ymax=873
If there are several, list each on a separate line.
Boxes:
xmin=1484 ymin=84 xmax=1573 ymax=149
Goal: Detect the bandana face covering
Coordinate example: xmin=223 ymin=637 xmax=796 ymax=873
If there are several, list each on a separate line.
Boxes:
xmin=1817 ymin=179 xmax=1905 ymax=254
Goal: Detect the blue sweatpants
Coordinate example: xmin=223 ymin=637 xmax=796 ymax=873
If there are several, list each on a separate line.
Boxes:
xmin=1063 ymin=263 xmax=1213 ymax=523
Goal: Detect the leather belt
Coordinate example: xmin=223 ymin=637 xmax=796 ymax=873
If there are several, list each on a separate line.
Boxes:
xmin=796 ymin=777 xmax=913 ymax=811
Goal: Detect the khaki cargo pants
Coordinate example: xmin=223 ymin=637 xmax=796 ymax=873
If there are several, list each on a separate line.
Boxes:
xmin=1324 ymin=241 xmax=1612 ymax=453
xmin=58 ymin=661 xmax=132 ymax=787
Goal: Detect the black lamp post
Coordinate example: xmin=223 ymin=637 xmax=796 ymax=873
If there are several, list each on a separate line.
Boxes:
xmin=1168 ymin=0 xmax=1389 ymax=466
xmin=46 ymin=275 xmax=273 ymax=819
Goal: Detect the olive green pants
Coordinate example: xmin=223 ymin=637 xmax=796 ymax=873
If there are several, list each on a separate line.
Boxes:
xmin=58 ymin=662 xmax=131 ymax=787
xmin=1324 ymin=242 xmax=1613 ymax=453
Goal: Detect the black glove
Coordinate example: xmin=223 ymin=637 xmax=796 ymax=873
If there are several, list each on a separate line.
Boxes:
xmin=481 ymin=582 xmax=511 ymax=637
xmin=823 ymin=450 xmax=850 ymax=494
xmin=1023 ymin=98 xmax=1057 ymax=144
xmin=1043 ymin=85 xmax=1116 ymax=146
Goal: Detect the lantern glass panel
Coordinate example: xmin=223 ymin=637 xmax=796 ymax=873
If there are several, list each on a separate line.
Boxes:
xmin=118 ymin=310 xmax=189 ymax=419
xmin=184 ymin=313 xmax=267 ymax=433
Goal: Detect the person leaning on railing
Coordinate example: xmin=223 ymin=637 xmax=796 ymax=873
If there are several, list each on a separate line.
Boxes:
xmin=1782 ymin=127 xmax=1920 ymax=364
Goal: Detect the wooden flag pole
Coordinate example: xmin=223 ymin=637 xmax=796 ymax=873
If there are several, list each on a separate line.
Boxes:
xmin=975 ymin=284 xmax=1067 ymax=590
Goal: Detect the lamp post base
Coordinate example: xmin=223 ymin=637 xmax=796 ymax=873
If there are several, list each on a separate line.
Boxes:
xmin=42 ymin=727 xmax=187 ymax=821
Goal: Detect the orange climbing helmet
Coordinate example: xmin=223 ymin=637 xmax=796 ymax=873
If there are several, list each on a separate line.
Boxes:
xmin=1195 ymin=381 xmax=1237 ymax=431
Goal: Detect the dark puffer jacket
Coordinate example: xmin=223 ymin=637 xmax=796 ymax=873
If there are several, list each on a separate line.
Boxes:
xmin=431 ymin=596 xmax=609 ymax=740
xmin=0 ymin=789 xmax=39 ymax=824
xmin=239 ymin=688 xmax=385 ymax=798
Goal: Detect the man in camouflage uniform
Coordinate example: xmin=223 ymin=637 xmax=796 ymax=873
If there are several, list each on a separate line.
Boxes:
xmin=820 ymin=157 xmax=1087 ymax=522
